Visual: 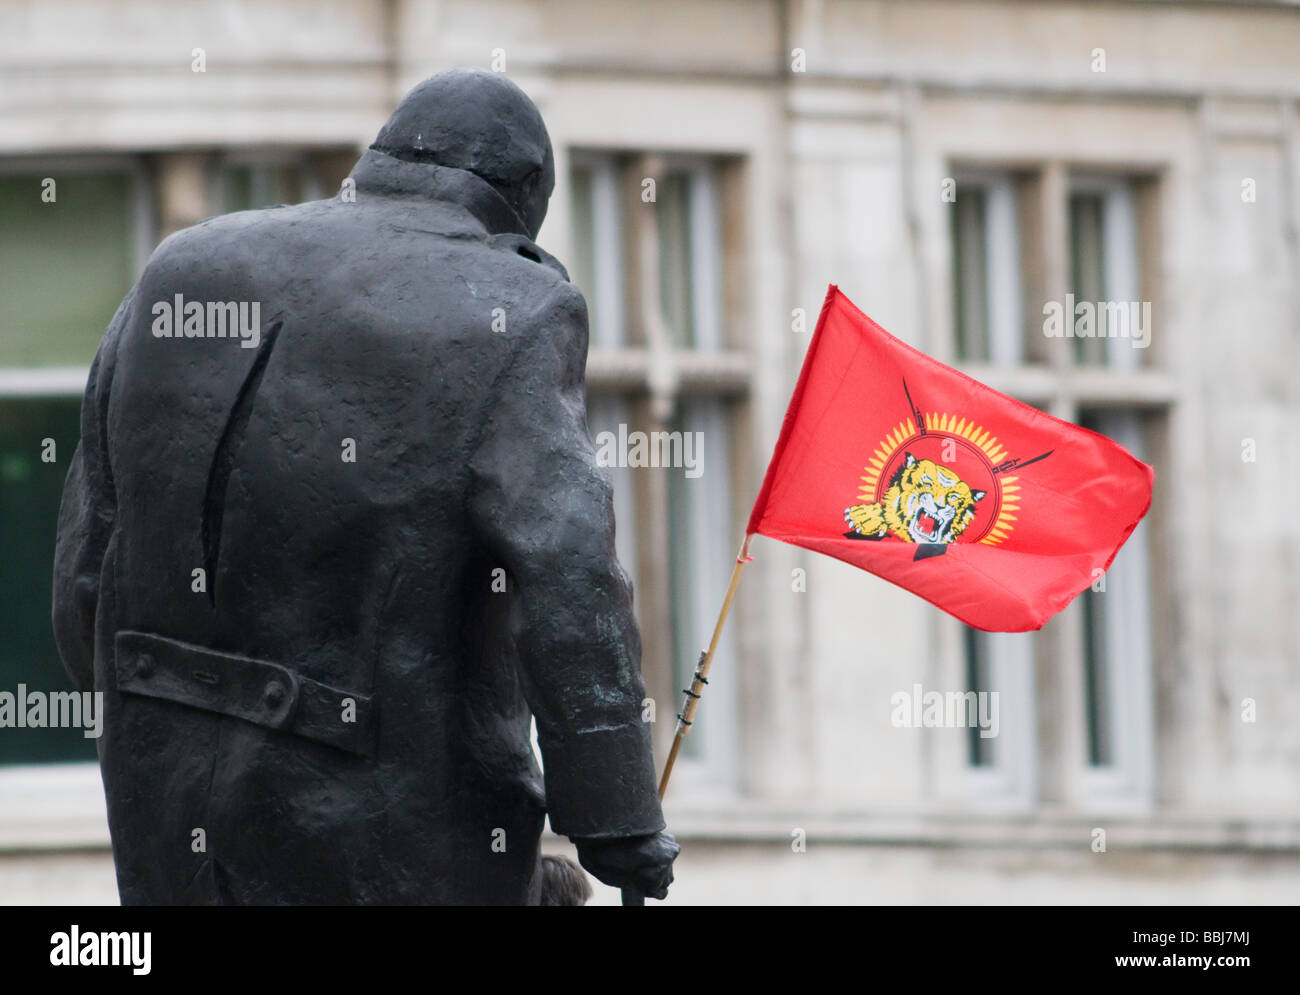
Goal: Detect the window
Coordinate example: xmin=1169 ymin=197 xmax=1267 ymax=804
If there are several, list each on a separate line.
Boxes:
xmin=0 ymin=148 xmax=355 ymax=761
xmin=667 ymin=396 xmax=735 ymax=777
xmin=0 ymin=156 xmax=151 ymax=845
xmin=1066 ymin=177 xmax=1155 ymax=808
xmin=571 ymin=151 xmax=748 ymax=792
xmin=964 ymin=628 xmax=995 ymax=768
xmin=0 ymin=145 xmax=367 ymax=847
xmin=0 ymin=397 xmax=96 ymax=765
xmin=0 ymin=158 xmax=147 ymax=766
xmin=945 ymin=163 xmax=1163 ymax=813
xmin=0 ymin=161 xmax=148 ymax=367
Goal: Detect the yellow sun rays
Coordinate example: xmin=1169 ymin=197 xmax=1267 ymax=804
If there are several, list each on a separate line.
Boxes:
xmin=857 ymin=418 xmax=915 ymax=503
xmin=981 ymin=475 xmax=1018 ymax=546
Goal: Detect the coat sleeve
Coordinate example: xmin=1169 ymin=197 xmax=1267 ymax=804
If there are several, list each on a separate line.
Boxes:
xmin=467 ymin=280 xmax=665 ymax=840
xmin=52 ymin=286 xmax=134 ymax=693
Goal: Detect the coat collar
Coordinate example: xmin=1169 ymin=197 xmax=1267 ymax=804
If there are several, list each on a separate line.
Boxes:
xmin=347 ymin=148 xmax=530 ymax=237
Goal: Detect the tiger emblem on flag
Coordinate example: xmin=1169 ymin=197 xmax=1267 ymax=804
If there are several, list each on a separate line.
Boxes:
xmin=844 ymin=452 xmax=986 ymax=544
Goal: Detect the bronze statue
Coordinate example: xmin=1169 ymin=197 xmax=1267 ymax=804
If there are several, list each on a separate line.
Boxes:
xmin=52 ymin=68 xmax=678 ymax=904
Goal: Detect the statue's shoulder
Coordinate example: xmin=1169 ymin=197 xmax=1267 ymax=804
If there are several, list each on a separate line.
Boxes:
xmin=144 ymin=201 xmax=320 ymax=274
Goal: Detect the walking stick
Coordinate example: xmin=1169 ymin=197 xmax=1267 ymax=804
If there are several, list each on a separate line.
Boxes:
xmin=621 ymin=534 xmax=754 ymax=906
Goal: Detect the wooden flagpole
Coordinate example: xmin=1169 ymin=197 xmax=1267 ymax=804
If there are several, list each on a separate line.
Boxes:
xmin=656 ymin=532 xmax=753 ymax=797
xmin=622 ymin=533 xmax=753 ymax=906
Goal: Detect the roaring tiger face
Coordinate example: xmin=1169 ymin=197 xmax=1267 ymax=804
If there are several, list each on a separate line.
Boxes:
xmin=844 ymin=452 xmax=986 ymax=544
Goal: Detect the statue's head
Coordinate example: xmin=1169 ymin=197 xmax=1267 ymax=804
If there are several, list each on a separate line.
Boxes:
xmin=371 ymin=68 xmax=555 ymax=239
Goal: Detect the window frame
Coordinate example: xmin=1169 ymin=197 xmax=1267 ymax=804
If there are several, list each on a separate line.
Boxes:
xmin=0 ymin=369 xmax=111 ymax=849
xmin=0 ymin=153 xmax=149 ymax=848
xmin=1076 ymin=411 xmax=1156 ymax=812
xmin=943 ymin=159 xmax=1164 ymax=816
xmin=568 ymin=148 xmax=750 ymax=797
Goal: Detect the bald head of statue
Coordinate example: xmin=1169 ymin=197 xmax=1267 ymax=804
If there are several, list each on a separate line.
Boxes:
xmin=371 ymin=68 xmax=556 ymax=240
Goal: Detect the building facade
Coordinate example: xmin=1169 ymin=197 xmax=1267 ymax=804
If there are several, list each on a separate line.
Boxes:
xmin=1 ymin=0 xmax=1298 ymax=903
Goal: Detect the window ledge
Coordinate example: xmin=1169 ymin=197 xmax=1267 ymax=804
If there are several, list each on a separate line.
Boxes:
xmin=19 ymin=769 xmax=1295 ymax=857
xmin=0 ymin=366 xmax=89 ymax=396
xmin=954 ymin=362 xmax=1176 ymax=408
xmin=645 ymin=802 xmax=1300 ymax=853
xmin=587 ymin=347 xmax=751 ymax=394
xmin=0 ymin=764 xmax=110 ymax=852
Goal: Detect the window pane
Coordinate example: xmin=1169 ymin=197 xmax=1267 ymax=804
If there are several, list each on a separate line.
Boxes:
xmin=1077 ymin=409 xmax=1146 ymax=769
xmin=667 ymin=398 xmax=730 ymax=761
xmin=0 ymin=172 xmax=135 ymax=367
xmin=666 ymin=447 xmax=693 ymax=756
xmin=1069 ymin=193 xmax=1107 ymax=366
xmin=570 ymin=163 xmax=597 ymax=322
xmin=1081 ymin=583 xmax=1113 ymax=766
xmin=984 ymin=178 xmax=1024 ymax=366
xmin=964 ymin=627 xmax=997 ymax=767
xmin=0 ymin=397 xmax=99 ymax=764
xmin=1078 ymin=408 xmax=1154 ymax=801
xmin=569 ymin=156 xmax=626 ymax=348
xmin=658 ymin=172 xmax=695 ymax=349
xmin=584 ymin=394 xmax=639 ymax=586
xmin=686 ymin=165 xmax=724 ymax=353
xmin=951 ymin=188 xmax=989 ymax=361
xmin=1077 ymin=406 xmax=1113 ymax=765
xmin=1100 ymin=182 xmax=1143 ymax=372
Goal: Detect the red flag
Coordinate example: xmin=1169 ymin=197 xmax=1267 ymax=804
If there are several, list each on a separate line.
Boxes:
xmin=747 ymin=285 xmax=1154 ymax=632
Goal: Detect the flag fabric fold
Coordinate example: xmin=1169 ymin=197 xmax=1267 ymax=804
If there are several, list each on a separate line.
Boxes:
xmin=747 ymin=285 xmax=1154 ymax=632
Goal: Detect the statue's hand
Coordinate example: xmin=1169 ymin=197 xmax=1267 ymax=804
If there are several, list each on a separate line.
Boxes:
xmin=571 ymin=830 xmax=680 ymax=900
